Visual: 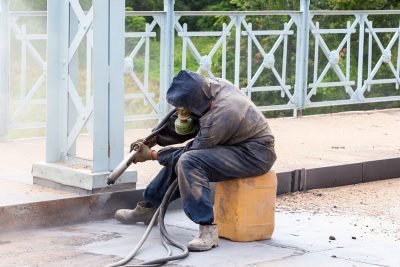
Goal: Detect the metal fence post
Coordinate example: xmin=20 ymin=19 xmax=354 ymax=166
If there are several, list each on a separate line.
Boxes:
xmin=160 ymin=0 xmax=174 ymax=116
xmin=0 ymin=0 xmax=10 ymax=140
xmin=356 ymin=14 xmax=366 ymax=101
xmin=234 ymin=15 xmax=242 ymax=88
xmin=46 ymin=0 xmax=69 ymax=162
xmin=294 ymin=0 xmax=310 ymax=117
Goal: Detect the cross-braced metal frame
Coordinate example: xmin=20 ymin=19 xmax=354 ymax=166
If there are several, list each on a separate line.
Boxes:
xmin=123 ymin=11 xmax=170 ymax=122
xmin=307 ymin=11 xmax=400 ymax=107
xmin=174 ymin=10 xmax=305 ymax=113
xmin=45 ymin=0 xmax=125 ymax=172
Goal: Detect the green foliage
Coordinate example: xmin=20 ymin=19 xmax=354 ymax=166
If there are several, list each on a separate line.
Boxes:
xmin=180 ymin=1 xmax=237 ymax=31
xmin=125 ymin=7 xmax=146 ymax=32
xmin=230 ymin=0 xmax=299 ymax=11
xmin=126 ymin=0 xmax=163 ymax=11
xmin=321 ymin=0 xmax=400 ymax=10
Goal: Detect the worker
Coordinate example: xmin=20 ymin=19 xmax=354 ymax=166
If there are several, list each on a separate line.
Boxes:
xmin=115 ymin=70 xmax=276 ymax=252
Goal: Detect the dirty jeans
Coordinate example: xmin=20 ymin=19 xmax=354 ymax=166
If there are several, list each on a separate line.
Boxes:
xmin=143 ymin=141 xmax=276 ymax=225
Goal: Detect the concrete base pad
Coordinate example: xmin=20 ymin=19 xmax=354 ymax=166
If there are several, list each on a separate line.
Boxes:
xmin=32 ymin=160 xmax=137 ymax=194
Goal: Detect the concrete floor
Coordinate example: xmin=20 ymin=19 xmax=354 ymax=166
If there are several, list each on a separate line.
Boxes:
xmin=1 ymin=108 xmax=400 ymax=206
xmin=1 ymin=183 xmax=399 ymax=267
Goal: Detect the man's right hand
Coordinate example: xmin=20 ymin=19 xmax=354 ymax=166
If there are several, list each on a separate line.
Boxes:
xmin=132 ymin=142 xmax=153 ymax=163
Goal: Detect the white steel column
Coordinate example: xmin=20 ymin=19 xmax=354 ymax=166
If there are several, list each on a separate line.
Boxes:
xmin=109 ymin=0 xmax=125 ymax=170
xmin=46 ymin=0 xmax=69 ymax=162
xmin=0 ymin=0 xmax=10 ymax=140
xmin=93 ymin=0 xmax=125 ymax=172
xmin=92 ymin=0 xmax=110 ymax=172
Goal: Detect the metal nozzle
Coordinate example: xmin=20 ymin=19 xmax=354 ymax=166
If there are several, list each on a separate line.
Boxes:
xmin=106 ymin=149 xmax=137 ymax=185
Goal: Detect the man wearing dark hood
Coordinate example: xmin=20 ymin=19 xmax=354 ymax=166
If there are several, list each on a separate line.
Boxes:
xmin=115 ymin=70 xmax=276 ymax=251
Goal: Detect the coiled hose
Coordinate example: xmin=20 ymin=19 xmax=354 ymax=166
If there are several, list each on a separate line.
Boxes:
xmin=105 ymin=180 xmax=189 ymax=267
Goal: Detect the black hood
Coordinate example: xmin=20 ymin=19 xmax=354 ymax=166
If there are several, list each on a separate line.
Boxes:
xmin=166 ymin=70 xmax=213 ymax=116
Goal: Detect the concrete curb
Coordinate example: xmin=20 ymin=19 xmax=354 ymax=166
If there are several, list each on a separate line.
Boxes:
xmin=277 ymin=157 xmax=400 ymax=194
xmin=0 ymin=189 xmax=143 ymax=232
xmin=1 ymin=157 xmax=399 ymax=232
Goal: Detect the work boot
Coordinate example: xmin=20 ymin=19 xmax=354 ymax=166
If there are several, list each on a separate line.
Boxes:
xmin=115 ymin=201 xmax=157 ymax=225
xmin=187 ymin=224 xmax=219 ymax=252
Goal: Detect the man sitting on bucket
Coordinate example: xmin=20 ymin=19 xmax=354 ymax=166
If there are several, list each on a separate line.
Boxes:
xmin=115 ymin=70 xmax=276 ymax=252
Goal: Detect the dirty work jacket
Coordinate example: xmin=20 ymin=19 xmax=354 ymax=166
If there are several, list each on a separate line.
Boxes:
xmin=157 ymin=70 xmax=274 ymax=156
xmin=190 ymin=77 xmax=274 ymax=150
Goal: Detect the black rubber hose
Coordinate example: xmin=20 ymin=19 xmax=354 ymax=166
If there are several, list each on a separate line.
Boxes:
xmin=143 ymin=108 xmax=177 ymax=144
xmin=123 ymin=180 xmax=189 ymax=267
xmin=138 ymin=181 xmax=189 ymax=266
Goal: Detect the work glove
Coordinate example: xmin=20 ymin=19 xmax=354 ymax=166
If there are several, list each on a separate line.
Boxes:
xmin=132 ymin=142 xmax=153 ymax=164
xmin=130 ymin=135 xmax=157 ymax=152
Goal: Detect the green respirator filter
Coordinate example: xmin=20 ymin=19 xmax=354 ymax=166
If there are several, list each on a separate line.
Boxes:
xmin=175 ymin=108 xmax=194 ymax=135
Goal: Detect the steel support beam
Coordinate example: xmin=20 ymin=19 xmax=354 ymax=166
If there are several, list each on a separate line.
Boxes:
xmin=109 ymin=0 xmax=125 ymax=170
xmin=46 ymin=0 xmax=69 ymax=162
xmin=92 ymin=0 xmax=110 ymax=171
xmin=93 ymin=0 xmax=125 ymax=172
xmin=0 ymin=0 xmax=10 ymax=140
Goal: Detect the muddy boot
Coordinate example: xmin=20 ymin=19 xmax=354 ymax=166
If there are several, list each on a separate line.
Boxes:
xmin=115 ymin=201 xmax=157 ymax=225
xmin=187 ymin=224 xmax=219 ymax=252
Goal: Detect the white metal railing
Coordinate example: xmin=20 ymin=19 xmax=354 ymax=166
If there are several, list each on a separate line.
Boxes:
xmin=124 ymin=12 xmax=164 ymax=122
xmin=173 ymin=11 xmax=301 ymax=112
xmin=308 ymin=10 xmax=400 ymax=107
xmin=4 ymin=8 xmax=400 ymax=134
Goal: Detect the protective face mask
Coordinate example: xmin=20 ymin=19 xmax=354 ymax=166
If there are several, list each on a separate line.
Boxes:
xmin=175 ymin=107 xmax=194 ymax=135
